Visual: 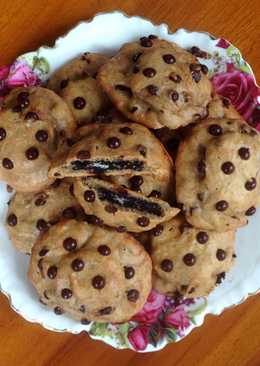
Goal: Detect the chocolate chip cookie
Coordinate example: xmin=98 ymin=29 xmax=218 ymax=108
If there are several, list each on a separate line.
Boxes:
xmin=176 ymin=118 xmax=260 ymax=231
xmin=49 ymin=122 xmax=173 ymax=180
xmin=0 ymin=87 xmax=76 ymax=191
xmin=98 ymin=36 xmax=212 ymax=129
xmin=28 ymin=219 xmax=152 ymax=323
xmin=48 ymin=53 xmax=110 ymax=125
xmin=74 ymin=177 xmax=179 ymax=232
xmin=6 ymin=180 xmax=80 ymax=254
xmin=151 ymin=215 xmax=235 ymax=298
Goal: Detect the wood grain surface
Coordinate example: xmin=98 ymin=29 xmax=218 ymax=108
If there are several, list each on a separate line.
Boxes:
xmin=0 ymin=1 xmax=260 ymax=365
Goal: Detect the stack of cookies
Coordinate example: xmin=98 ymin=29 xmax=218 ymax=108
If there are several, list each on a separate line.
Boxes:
xmin=2 ymin=36 xmax=260 ymax=324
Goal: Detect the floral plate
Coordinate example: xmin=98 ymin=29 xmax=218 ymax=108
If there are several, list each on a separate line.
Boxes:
xmin=0 ymin=11 xmax=260 ymax=353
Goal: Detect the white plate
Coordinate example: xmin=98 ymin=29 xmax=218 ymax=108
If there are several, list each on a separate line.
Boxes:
xmin=0 ymin=11 xmax=260 ymax=352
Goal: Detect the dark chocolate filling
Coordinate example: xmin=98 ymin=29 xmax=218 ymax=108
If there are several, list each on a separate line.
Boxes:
xmin=97 ymin=187 xmax=163 ymax=216
xmin=71 ymin=159 xmax=144 ymax=173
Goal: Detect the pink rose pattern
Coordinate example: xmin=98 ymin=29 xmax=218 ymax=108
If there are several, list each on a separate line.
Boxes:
xmin=0 ymin=60 xmax=39 ymax=102
xmin=1 ymin=37 xmax=260 ymax=351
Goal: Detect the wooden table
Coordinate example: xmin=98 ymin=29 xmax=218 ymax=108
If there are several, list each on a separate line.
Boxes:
xmin=1 ymin=1 xmax=260 ymax=365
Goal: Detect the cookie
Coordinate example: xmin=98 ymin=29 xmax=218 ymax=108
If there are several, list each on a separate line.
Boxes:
xmin=6 ymin=179 xmax=80 ymax=254
xmin=98 ymin=36 xmax=213 ymax=129
xmin=207 ymin=93 xmax=242 ymax=120
xmin=0 ymin=87 xmax=76 ymax=192
xmin=74 ymin=177 xmax=179 ymax=232
xmin=49 ymin=122 xmax=173 ymax=180
xmin=28 ymin=219 xmax=152 ymax=323
xmin=176 ymin=118 xmax=260 ymax=231
xmin=48 ymin=53 xmax=110 ymax=126
xmin=151 ymin=215 xmax=235 ymax=298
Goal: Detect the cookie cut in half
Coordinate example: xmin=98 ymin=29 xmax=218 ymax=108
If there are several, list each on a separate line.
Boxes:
xmin=74 ymin=177 xmax=179 ymax=232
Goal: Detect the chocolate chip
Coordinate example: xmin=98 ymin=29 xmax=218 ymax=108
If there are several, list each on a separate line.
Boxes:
xmin=169 ymin=89 xmax=179 ymax=102
xmin=73 ymin=97 xmax=86 ymax=109
xmin=119 ymin=126 xmax=133 ymax=135
xmin=148 ymin=34 xmax=157 ymax=39
xmin=238 ymin=147 xmax=250 ymax=160
xmin=196 ymin=231 xmax=209 ymax=244
xmin=115 ymin=84 xmax=133 ymax=97
xmin=216 ymin=272 xmax=226 ymax=284
xmin=76 ymin=150 xmax=91 ymax=160
xmin=71 ymin=258 xmax=85 ymax=272
xmin=132 ymin=52 xmax=142 ymax=62
xmin=124 ymin=266 xmax=135 ymax=279
xmin=105 ymin=204 xmax=118 ymax=213
xmin=132 ymin=64 xmax=140 ymax=73
xmin=47 ymin=266 xmax=57 ymax=279
xmin=143 ymin=68 xmax=156 ymax=78
xmin=245 ymin=178 xmax=257 ymax=191
xmin=35 ymin=197 xmax=46 ymax=206
xmin=215 ymin=200 xmax=229 ymax=211
xmin=147 ymin=84 xmax=159 ymax=96
xmin=12 ymin=105 xmax=22 ymax=113
xmin=51 ymin=179 xmax=61 ymax=188
xmin=163 ymin=54 xmax=176 ymax=64
xmin=60 ymin=79 xmax=69 ymax=89
xmin=140 ymin=37 xmax=153 ymax=47
xmin=191 ymin=71 xmax=201 ymax=82
xmin=43 ymin=290 xmax=49 ymax=300
xmin=148 ymin=190 xmax=161 ymax=199
xmin=25 ymin=111 xmax=39 ymax=120
xmin=190 ymin=46 xmax=207 ymax=58
xmin=36 ymin=219 xmax=49 ymax=232
xmin=169 ymin=73 xmax=182 ymax=83
xmin=208 ymin=124 xmax=223 ymax=136
xmin=63 ymin=206 xmax=77 ymax=219
xmin=84 ymin=190 xmax=95 ymax=202
xmin=190 ymin=64 xmax=202 ymax=72
xmin=81 ymin=318 xmax=91 ymax=325
xmin=61 ymin=288 xmax=72 ymax=299
xmin=137 ymin=216 xmax=150 ymax=227
xmin=245 ymin=206 xmax=256 ymax=216
xmin=160 ymin=259 xmax=173 ymax=272
xmin=197 ymin=160 xmax=206 ymax=180
xmin=221 ymin=161 xmax=235 ymax=175
xmin=116 ymin=225 xmax=126 ymax=232
xmin=152 ymin=224 xmax=164 ymax=236
xmin=17 ymin=91 xmax=29 ymax=102
xmin=6 ymin=185 xmax=13 ymax=193
xmin=39 ymin=248 xmax=49 ymax=257
xmin=92 ymin=275 xmax=105 ymax=289
xmin=7 ymin=213 xmax=17 ymax=226
xmin=34 ymin=130 xmax=48 ymax=143
xmin=183 ymin=253 xmax=196 ymax=266
xmin=222 ymin=98 xmax=230 ymax=107
xmin=84 ymin=215 xmax=103 ymax=226
xmin=107 ymin=136 xmax=121 ymax=149
xmin=216 ymin=249 xmax=226 ymax=261
xmin=99 ymin=306 xmax=112 ymax=315
xmin=137 ymin=144 xmax=147 ymax=156
xmin=98 ymin=245 xmax=111 ymax=256
xmin=201 ymin=64 xmax=208 ymax=74
xmin=130 ymin=106 xmax=138 ymax=113
xmin=25 ymin=147 xmax=39 ymax=160
xmin=63 ymin=237 xmax=77 ymax=252
xmin=127 ymin=289 xmax=139 ymax=302
xmin=54 ymin=306 xmax=63 ymax=315
xmin=2 ymin=158 xmax=13 ymax=169
xmin=0 ymin=128 xmax=6 ymax=141
xmin=129 ymin=175 xmax=144 ymax=191
xmin=37 ymin=258 xmax=44 ymax=272
xmin=79 ymin=305 xmax=86 ymax=313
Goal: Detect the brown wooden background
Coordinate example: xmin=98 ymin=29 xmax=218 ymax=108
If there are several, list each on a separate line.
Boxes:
xmin=1 ymin=1 xmax=260 ymax=365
